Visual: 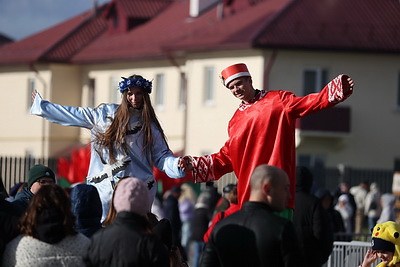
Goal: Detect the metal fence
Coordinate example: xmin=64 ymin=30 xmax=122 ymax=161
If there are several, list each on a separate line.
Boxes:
xmin=0 ymin=155 xmax=395 ymax=196
xmin=0 ymin=156 xmax=57 ymax=194
xmin=326 ymin=241 xmax=377 ymax=267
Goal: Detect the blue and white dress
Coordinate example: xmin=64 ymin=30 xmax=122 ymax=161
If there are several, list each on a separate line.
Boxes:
xmin=31 ymin=93 xmax=185 ymax=220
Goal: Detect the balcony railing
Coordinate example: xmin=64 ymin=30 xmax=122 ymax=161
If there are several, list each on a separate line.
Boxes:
xmin=296 ymin=106 xmax=351 ymax=134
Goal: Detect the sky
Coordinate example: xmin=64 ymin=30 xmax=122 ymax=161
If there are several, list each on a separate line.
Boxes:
xmin=0 ymin=0 xmax=110 ymax=41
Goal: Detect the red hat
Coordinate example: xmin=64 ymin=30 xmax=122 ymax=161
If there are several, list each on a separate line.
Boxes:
xmin=221 ymin=63 xmax=251 ymax=87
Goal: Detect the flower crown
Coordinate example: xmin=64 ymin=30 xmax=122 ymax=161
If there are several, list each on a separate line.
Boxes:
xmin=118 ymin=77 xmax=152 ymax=94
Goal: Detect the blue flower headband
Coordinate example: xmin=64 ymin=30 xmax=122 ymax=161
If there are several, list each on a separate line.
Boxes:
xmin=118 ymin=77 xmax=152 ymax=94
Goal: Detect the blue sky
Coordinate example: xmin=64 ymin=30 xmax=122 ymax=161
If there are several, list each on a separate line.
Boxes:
xmin=0 ymin=0 xmax=110 ymax=40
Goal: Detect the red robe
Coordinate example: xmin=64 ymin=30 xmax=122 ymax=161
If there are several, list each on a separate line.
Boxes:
xmin=190 ymin=75 xmax=352 ymax=209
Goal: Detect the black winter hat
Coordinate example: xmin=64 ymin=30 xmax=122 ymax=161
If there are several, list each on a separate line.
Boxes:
xmin=28 ymin=164 xmax=55 ymax=188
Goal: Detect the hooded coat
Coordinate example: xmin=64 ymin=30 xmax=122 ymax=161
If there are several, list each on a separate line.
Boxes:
xmin=293 ymin=166 xmax=333 ymax=267
xmin=70 ymin=184 xmax=102 ymax=238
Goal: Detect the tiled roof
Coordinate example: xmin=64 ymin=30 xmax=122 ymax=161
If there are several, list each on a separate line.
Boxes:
xmin=254 ymin=0 xmax=400 ymax=52
xmin=0 ymin=0 xmax=399 ymax=65
xmin=0 ymin=9 xmax=105 ymax=64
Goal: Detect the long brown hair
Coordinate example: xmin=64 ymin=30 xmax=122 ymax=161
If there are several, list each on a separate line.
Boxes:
xmin=19 ymin=184 xmax=76 ymax=236
xmin=94 ymin=74 xmax=168 ymax=164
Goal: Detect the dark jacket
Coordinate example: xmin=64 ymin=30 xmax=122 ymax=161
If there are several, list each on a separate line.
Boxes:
xmin=201 ymin=201 xmax=303 ymax=267
xmin=70 ymin=184 xmax=102 ymax=238
xmin=190 ymin=205 xmax=211 ymax=242
xmin=12 ymin=187 xmax=34 ymax=216
xmin=164 ymin=194 xmax=182 ymax=247
xmin=293 ymin=167 xmax=334 ymax=267
xmin=85 ymin=211 xmax=169 ymax=267
xmin=0 ymin=199 xmax=21 ymax=256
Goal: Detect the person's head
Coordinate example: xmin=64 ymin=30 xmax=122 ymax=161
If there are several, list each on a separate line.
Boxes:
xmin=339 ymin=182 xmax=350 ymax=193
xmin=314 ymin=188 xmax=334 ymax=210
xmin=28 ymin=164 xmax=56 ymax=194
xmin=249 ymin=164 xmax=290 ymax=212
xmin=295 ymin=166 xmax=313 ymax=193
xmin=113 ymin=177 xmax=152 ymax=216
xmin=223 ymin=183 xmax=238 ymax=204
xmin=220 ymin=63 xmax=255 ymax=103
xmin=371 ymin=221 xmax=400 ymax=266
xmin=19 ymin=184 xmax=76 ymax=243
xmin=69 ymin=183 xmax=102 ymax=236
xmin=338 ymin=193 xmax=349 ymax=208
xmin=170 ymin=186 xmax=182 ymax=199
xmin=118 ymin=74 xmax=152 ymax=110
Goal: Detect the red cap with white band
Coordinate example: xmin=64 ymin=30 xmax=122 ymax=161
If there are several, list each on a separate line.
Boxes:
xmin=221 ymin=63 xmax=251 ymax=87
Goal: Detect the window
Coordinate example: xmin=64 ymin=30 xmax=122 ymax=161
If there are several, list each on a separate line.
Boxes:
xmin=204 ymin=66 xmax=215 ymax=105
xmin=155 ymin=74 xmax=165 ymax=108
xmin=110 ymin=76 xmax=120 ymax=104
xmin=303 ymin=69 xmax=328 ymax=95
xmin=27 ymin=78 xmax=35 ymax=111
xmin=88 ymin=78 xmax=95 ymax=107
xmin=397 ymin=72 xmax=400 ymax=108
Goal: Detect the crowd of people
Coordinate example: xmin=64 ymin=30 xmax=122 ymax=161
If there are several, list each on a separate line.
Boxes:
xmin=2 ymin=62 xmax=399 ymax=266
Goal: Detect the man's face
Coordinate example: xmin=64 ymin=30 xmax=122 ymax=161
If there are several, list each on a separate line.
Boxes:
xmin=227 ymin=76 xmax=254 ymax=103
xmin=30 ymin=177 xmax=55 ymax=194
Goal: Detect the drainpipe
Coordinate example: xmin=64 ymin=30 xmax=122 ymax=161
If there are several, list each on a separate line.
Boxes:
xmin=263 ymin=49 xmax=278 ymax=90
xmin=164 ymin=51 xmax=188 ymax=155
xmin=29 ymin=63 xmax=48 ymax=157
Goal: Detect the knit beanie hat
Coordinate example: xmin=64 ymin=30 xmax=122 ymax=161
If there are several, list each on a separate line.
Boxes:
xmin=371 ymin=221 xmax=400 ymax=267
xmin=28 ymin=164 xmax=55 ymax=188
xmin=113 ymin=177 xmax=151 ymax=215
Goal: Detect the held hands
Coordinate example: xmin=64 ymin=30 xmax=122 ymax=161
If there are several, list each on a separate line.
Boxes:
xmin=178 ymin=156 xmax=193 ymax=172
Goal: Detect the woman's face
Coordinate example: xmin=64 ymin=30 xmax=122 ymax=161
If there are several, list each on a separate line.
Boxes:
xmin=376 ymin=250 xmax=394 ymax=265
xmin=126 ymin=87 xmax=144 ymax=109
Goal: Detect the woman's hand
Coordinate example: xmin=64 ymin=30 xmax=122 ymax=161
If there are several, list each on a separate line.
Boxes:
xmin=32 ymin=89 xmax=38 ymax=103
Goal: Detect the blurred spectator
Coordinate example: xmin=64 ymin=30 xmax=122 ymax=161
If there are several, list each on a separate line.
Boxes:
xmin=334 ymin=194 xmax=354 ymax=235
xmin=213 ymin=183 xmax=237 ymax=216
xmin=179 ymin=183 xmax=196 ymax=252
xmin=164 ymin=186 xmax=183 ymax=248
xmin=293 ymin=166 xmax=333 ymax=267
xmin=85 ymin=177 xmax=169 ymax=266
xmin=377 ymin=193 xmax=397 ymax=224
xmin=190 ymin=195 xmax=212 ymax=267
xmin=334 ymin=182 xmax=357 ymax=232
xmin=70 ymin=184 xmax=102 ymax=238
xmin=350 ymin=181 xmax=369 ymax=233
xmin=314 ymin=188 xmax=346 ymax=239
xmin=203 ymin=184 xmax=239 ymax=243
xmin=2 ymin=184 xmax=90 ymax=266
xmin=198 ymin=182 xmax=221 ymax=217
xmin=364 ymin=182 xmax=382 ymax=230
xmin=6 ymin=182 xmax=27 ymax=202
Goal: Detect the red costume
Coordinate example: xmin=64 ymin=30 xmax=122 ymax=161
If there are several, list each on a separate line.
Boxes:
xmin=190 ymin=74 xmax=352 ymax=209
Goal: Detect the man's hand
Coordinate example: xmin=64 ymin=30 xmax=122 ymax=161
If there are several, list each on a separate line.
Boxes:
xmin=343 ymin=76 xmax=354 ymax=97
